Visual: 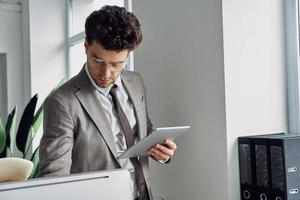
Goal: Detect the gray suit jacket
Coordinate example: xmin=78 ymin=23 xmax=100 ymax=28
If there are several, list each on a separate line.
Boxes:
xmin=39 ymin=67 xmax=153 ymax=196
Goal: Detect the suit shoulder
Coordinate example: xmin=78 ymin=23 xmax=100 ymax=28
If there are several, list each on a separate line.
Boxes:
xmin=122 ymin=70 xmax=144 ymax=82
xmin=122 ymin=69 xmax=140 ymax=75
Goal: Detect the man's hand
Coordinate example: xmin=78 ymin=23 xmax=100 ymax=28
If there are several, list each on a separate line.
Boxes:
xmin=147 ymin=139 xmax=177 ymax=161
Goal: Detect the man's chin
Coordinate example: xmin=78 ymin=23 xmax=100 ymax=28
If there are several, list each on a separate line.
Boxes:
xmin=98 ymin=81 xmax=112 ymax=88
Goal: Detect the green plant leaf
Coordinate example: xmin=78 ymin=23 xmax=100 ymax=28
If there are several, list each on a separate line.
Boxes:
xmin=24 ymin=127 xmax=33 ymax=159
xmin=31 ymin=107 xmax=43 ymax=133
xmin=0 ymin=118 xmax=5 ymax=154
xmin=5 ymin=106 xmax=17 ymax=156
xmin=16 ymin=94 xmax=38 ymax=156
xmin=30 ymin=161 xmax=40 ymax=178
xmin=29 ymin=147 xmax=40 ymax=178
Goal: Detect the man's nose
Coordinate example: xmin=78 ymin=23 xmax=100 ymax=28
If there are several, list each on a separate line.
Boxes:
xmin=101 ymin=64 xmax=111 ymax=77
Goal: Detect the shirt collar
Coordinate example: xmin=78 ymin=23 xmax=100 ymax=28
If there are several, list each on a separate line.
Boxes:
xmin=85 ymin=63 xmax=122 ymax=96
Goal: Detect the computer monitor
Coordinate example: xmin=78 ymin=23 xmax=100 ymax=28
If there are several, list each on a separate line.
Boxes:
xmin=0 ymin=169 xmax=132 ymax=200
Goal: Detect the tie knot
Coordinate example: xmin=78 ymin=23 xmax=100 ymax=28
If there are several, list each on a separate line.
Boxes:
xmin=109 ymin=84 xmax=118 ymax=96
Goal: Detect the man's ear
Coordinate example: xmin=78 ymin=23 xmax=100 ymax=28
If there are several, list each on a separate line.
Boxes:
xmin=84 ymin=40 xmax=89 ymax=54
xmin=127 ymin=50 xmax=132 ymax=57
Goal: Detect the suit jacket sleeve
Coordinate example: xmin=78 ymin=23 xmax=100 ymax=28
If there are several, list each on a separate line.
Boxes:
xmin=141 ymin=74 xmax=153 ymax=136
xmin=39 ymin=95 xmax=74 ymax=177
xmin=147 ymin=116 xmax=153 ymax=136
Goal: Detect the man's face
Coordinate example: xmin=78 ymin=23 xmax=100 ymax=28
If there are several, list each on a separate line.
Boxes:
xmin=84 ymin=40 xmax=129 ymax=88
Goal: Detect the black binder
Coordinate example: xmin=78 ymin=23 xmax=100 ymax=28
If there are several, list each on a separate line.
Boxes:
xmin=252 ymin=137 xmax=272 ymax=200
xmin=269 ymin=137 xmax=286 ymax=200
xmin=238 ymin=133 xmax=283 ymax=200
xmin=239 ymin=134 xmax=300 ymax=200
xmin=258 ymin=134 xmax=300 ymax=200
xmin=238 ymin=137 xmax=256 ymax=200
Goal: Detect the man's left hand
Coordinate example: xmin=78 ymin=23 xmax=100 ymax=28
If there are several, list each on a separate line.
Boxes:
xmin=147 ymin=139 xmax=177 ymax=161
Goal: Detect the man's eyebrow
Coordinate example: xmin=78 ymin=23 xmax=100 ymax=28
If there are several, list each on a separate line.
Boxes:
xmin=111 ymin=60 xmax=125 ymax=64
xmin=91 ymin=53 xmax=125 ymax=63
xmin=91 ymin=53 xmax=102 ymax=60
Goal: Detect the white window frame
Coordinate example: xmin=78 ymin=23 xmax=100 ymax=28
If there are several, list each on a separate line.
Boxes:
xmin=66 ymin=0 xmax=133 ymax=79
xmin=285 ymin=0 xmax=300 ymax=134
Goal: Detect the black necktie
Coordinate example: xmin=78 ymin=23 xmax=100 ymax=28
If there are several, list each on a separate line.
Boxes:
xmin=109 ymin=85 xmax=150 ymax=200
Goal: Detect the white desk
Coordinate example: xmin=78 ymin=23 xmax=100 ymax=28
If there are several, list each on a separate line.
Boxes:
xmin=0 ymin=169 xmax=132 ymax=200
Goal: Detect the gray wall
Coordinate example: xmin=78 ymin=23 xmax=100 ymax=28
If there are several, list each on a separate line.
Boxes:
xmin=133 ymin=0 xmax=228 ymax=199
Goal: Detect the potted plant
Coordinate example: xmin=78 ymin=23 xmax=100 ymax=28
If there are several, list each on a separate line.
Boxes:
xmin=0 ymin=79 xmax=64 ymax=182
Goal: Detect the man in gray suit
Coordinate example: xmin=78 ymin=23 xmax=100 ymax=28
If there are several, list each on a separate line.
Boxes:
xmin=39 ymin=5 xmax=177 ymax=200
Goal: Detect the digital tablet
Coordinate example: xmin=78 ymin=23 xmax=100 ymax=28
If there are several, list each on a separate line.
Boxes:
xmin=118 ymin=126 xmax=190 ymax=159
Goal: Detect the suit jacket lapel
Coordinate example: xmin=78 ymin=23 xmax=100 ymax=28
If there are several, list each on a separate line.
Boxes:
xmin=122 ymin=72 xmax=150 ymax=190
xmin=121 ymin=71 xmax=147 ymax=139
xmin=73 ymin=68 xmax=118 ymax=158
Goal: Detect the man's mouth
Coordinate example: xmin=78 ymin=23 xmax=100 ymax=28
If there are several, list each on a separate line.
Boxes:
xmin=99 ymin=78 xmax=110 ymax=81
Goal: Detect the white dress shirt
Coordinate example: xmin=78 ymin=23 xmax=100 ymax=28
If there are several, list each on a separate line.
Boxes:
xmin=85 ymin=64 xmax=138 ymax=199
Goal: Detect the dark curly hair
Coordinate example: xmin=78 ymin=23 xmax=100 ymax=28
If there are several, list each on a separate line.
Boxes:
xmin=85 ymin=5 xmax=142 ymax=51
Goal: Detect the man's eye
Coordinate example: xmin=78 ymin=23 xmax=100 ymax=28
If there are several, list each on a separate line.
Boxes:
xmin=95 ymin=60 xmax=103 ymax=64
xmin=112 ymin=64 xmax=121 ymax=67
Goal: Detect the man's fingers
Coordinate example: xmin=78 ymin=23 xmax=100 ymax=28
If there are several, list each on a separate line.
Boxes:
xmin=148 ymin=147 xmax=170 ymax=160
xmin=147 ymin=140 xmax=177 ymax=161
xmin=154 ymin=144 xmax=174 ymax=157
xmin=164 ymin=139 xmax=177 ymax=150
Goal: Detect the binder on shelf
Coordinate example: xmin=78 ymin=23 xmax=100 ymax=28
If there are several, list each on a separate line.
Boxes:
xmin=252 ymin=137 xmax=272 ymax=200
xmin=239 ymin=133 xmax=300 ymax=200
xmin=254 ymin=134 xmax=300 ymax=200
xmin=238 ymin=137 xmax=256 ymax=200
xmin=238 ymin=133 xmax=284 ymax=200
xmin=269 ymin=137 xmax=285 ymax=200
